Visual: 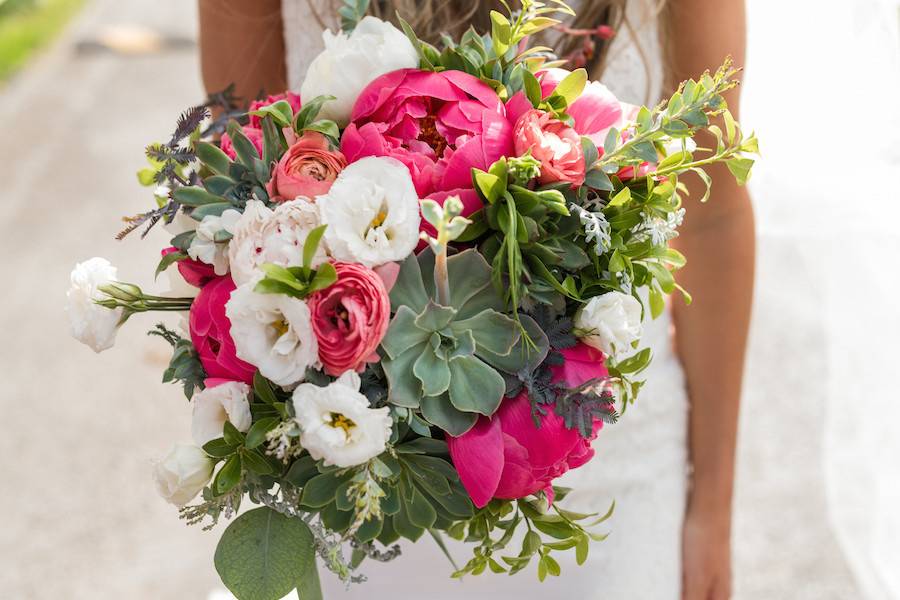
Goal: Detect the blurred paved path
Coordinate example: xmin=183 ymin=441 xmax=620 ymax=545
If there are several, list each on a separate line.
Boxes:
xmin=0 ymin=1 xmax=220 ymax=598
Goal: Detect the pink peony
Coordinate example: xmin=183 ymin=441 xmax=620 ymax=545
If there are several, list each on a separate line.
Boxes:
xmin=513 ymin=109 xmax=586 ymax=187
xmin=448 ymin=343 xmax=609 ymax=508
xmin=506 ymin=68 xmax=624 ymax=148
xmin=341 ymin=69 xmax=514 ymax=197
xmin=220 ymin=126 xmax=264 ymax=161
xmin=161 ymin=247 xmax=217 ymax=288
xmin=307 ymin=262 xmax=391 ymax=377
xmin=267 ymin=132 xmax=347 ymax=201
xmin=248 ymin=91 xmax=302 ymax=129
xmin=189 ymin=276 xmax=256 ymax=384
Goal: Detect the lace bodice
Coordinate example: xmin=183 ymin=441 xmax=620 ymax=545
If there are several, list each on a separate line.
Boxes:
xmin=282 ymin=0 xmax=665 ymax=106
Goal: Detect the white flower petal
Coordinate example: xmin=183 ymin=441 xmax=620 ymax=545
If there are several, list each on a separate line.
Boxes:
xmin=191 ymin=381 xmax=252 ymax=447
xmin=66 ymin=257 xmax=123 ymax=353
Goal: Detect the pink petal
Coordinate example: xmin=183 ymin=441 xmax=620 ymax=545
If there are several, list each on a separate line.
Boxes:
xmin=498 ymin=394 xmax=582 ymax=470
xmin=447 ymin=416 xmax=505 ymax=508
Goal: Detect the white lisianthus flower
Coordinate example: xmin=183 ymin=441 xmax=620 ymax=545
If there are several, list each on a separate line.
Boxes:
xmin=228 ymin=199 xmax=326 ymax=286
xmin=575 ymin=291 xmax=644 ymax=359
xmin=225 ymin=282 xmax=319 ymax=387
xmin=319 ymin=157 xmax=421 ymax=268
xmin=152 ymin=444 xmax=215 ymax=507
xmin=66 ymin=257 xmax=123 ymax=353
xmin=300 ymin=16 xmax=419 ymax=125
xmin=191 ymin=381 xmax=253 ymax=447
xmin=188 ymin=209 xmax=242 ymax=276
xmin=293 ymin=372 xmax=392 ymax=468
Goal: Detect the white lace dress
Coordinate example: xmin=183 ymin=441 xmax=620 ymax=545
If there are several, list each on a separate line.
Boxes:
xmin=281 ymin=2 xmax=688 ymax=598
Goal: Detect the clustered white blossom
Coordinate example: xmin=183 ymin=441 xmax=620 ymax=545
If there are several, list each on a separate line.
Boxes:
xmin=634 ymin=208 xmax=685 ymax=247
xmin=188 ymin=209 xmax=242 ymax=276
xmin=300 ymin=16 xmax=419 ymax=125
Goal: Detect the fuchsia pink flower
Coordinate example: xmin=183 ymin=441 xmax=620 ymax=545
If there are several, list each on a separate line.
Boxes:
xmin=307 ymin=262 xmax=391 ymax=377
xmin=161 ymin=247 xmax=217 ymax=288
xmin=220 ymin=127 xmax=264 ymax=161
xmin=447 ymin=344 xmax=609 ymax=508
xmin=341 ymin=69 xmax=514 ymax=196
xmin=507 ymin=68 xmax=624 ymax=148
xmin=189 ymin=276 xmax=256 ymax=385
xmin=248 ymin=92 xmax=302 ymax=129
xmin=267 ymin=132 xmax=347 ymax=201
xmin=513 ymin=109 xmax=586 ymax=187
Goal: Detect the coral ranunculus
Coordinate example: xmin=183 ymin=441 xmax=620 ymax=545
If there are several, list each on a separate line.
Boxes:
xmin=267 ymin=132 xmax=348 ymax=201
xmin=514 ymin=109 xmax=586 ymax=187
xmin=341 ymin=69 xmax=514 ymax=197
xmin=307 ymin=262 xmax=391 ymax=377
xmin=189 ymin=276 xmax=256 ymax=385
xmin=448 ymin=344 xmax=609 ymax=508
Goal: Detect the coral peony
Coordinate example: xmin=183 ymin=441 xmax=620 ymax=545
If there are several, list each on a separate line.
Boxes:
xmin=307 ymin=262 xmax=390 ymax=376
xmin=448 ymin=344 xmax=609 ymax=508
xmin=189 ymin=276 xmax=256 ymax=384
xmin=267 ymin=132 xmax=347 ymax=201
xmin=341 ymin=69 xmax=514 ymax=196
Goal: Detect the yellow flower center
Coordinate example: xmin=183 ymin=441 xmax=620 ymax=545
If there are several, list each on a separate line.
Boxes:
xmin=271 ymin=318 xmax=290 ymax=338
xmin=369 ymin=209 xmax=388 ymax=230
xmin=329 ymin=412 xmax=356 ymax=435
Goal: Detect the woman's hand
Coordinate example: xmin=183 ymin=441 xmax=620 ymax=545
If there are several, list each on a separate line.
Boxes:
xmin=682 ymin=508 xmax=732 ymax=600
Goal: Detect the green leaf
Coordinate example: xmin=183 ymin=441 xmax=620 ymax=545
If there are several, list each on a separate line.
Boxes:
xmin=490 ymin=11 xmax=511 ymax=55
xmin=284 ymin=455 xmax=319 ymax=488
xmin=173 ymin=186 xmax=227 ymax=207
xmin=396 ymin=437 xmax=448 ymax=455
xmin=242 ymin=448 xmax=275 ymax=475
xmin=303 ymin=120 xmax=340 ymax=141
xmin=214 ymin=507 xmax=315 ymax=600
xmin=413 ymin=345 xmax=451 ymax=397
xmin=447 ymin=356 xmax=505 ymax=416
xmin=223 ymin=421 xmax=245 ymax=447
xmin=406 ymin=485 xmax=437 ymax=529
xmin=727 ymin=156 xmax=754 ymax=186
xmin=522 ymin=69 xmax=543 ymax=107
xmin=294 ymin=558 xmax=323 ymax=600
xmin=190 ymin=202 xmax=235 ymax=221
xmin=203 ymin=437 xmax=238 ymax=458
xmin=550 ymin=68 xmax=587 ymax=108
xmin=214 ymin=454 xmax=242 ymax=495
xmin=608 ymin=187 xmax=632 ymax=207
xmin=253 ymin=372 xmax=278 ymax=405
xmin=155 ymin=250 xmax=186 ymax=279
xmin=451 ymin=309 xmax=519 ymax=356
xmin=301 ymin=472 xmax=352 ymax=508
xmin=420 ymin=394 xmax=478 ymax=436
xmin=227 ymin=121 xmax=261 ymax=167
xmin=196 ymin=141 xmax=232 ymax=176
xmin=249 ymin=100 xmax=294 ymax=128
xmin=293 ymin=95 xmax=336 ymax=131
xmin=307 ymin=263 xmax=337 ymax=294
xmin=474 ymin=170 xmax=504 ymax=204
xmin=245 ymin=417 xmax=280 ymax=450
xmin=382 ymin=306 xmax=431 ymax=359
xmin=383 ymin=343 xmax=427 ymax=408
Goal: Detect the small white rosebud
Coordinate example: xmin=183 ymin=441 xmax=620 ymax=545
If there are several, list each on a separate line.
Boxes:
xmin=152 ymin=444 xmax=215 ymax=507
xmin=191 ymin=382 xmax=253 ymax=447
xmin=575 ymin=291 xmax=643 ymax=359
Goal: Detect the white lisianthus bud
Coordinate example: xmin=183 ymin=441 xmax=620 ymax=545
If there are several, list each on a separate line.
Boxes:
xmin=228 ymin=199 xmax=326 ymax=286
xmin=575 ymin=291 xmax=643 ymax=359
xmin=188 ymin=209 xmax=242 ymax=276
xmin=293 ymin=372 xmax=392 ymax=468
xmin=225 ymin=282 xmax=319 ymax=387
xmin=300 ymin=16 xmax=419 ymax=125
xmin=319 ymin=157 xmax=421 ymax=268
xmin=66 ymin=257 xmax=124 ymax=353
xmin=191 ymin=381 xmax=253 ymax=447
xmin=152 ymin=444 xmax=215 ymax=507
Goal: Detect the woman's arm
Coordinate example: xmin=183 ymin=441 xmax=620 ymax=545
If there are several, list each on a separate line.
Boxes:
xmin=198 ymin=0 xmax=287 ymax=100
xmin=666 ymin=1 xmax=755 ymax=599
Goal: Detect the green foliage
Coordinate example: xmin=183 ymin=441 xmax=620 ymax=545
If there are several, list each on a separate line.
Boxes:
xmin=338 ymin=0 xmax=370 ymax=33
xmin=0 ymin=0 xmax=85 ymax=82
xmin=214 ymin=507 xmax=316 ymax=600
xmin=449 ymin=491 xmax=614 ymax=580
xmin=380 ymin=249 xmax=548 ymax=435
xmin=253 ymin=225 xmax=338 ymax=299
xmin=147 ymin=324 xmax=206 ymax=400
xmin=292 ymin=95 xmax=340 ymax=147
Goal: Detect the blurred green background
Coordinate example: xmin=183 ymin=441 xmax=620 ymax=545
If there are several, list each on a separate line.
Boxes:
xmin=0 ymin=0 xmax=85 ymax=81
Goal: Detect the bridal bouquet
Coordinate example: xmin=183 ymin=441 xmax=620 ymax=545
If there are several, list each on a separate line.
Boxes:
xmin=66 ymin=1 xmax=756 ymax=598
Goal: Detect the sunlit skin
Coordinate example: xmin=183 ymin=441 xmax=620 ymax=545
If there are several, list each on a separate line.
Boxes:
xmin=198 ymin=2 xmax=754 ymax=598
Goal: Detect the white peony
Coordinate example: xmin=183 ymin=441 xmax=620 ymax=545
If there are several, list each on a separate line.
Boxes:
xmin=300 ymin=16 xmax=419 ymax=125
xmin=191 ymin=381 xmax=253 ymax=447
xmin=319 ymin=157 xmax=421 ymax=268
xmin=152 ymin=444 xmax=215 ymax=507
xmin=66 ymin=257 xmax=124 ymax=353
xmin=575 ymin=291 xmax=644 ymax=359
xmin=225 ymin=282 xmax=319 ymax=387
xmin=188 ymin=209 xmax=242 ymax=276
xmin=293 ymin=372 xmax=392 ymax=468
xmin=228 ymin=199 xmax=326 ymax=286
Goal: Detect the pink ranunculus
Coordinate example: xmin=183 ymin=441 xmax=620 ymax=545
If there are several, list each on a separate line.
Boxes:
xmin=307 ymin=262 xmax=391 ymax=377
xmin=267 ymin=132 xmax=347 ymax=201
xmin=161 ymin=247 xmax=217 ymax=288
xmin=248 ymin=91 xmax=302 ymax=129
xmin=220 ymin=126 xmax=264 ymax=161
xmin=189 ymin=276 xmax=256 ymax=384
xmin=341 ymin=69 xmax=514 ymax=197
xmin=448 ymin=343 xmax=609 ymax=508
xmin=506 ymin=68 xmax=624 ymax=149
xmin=514 ymin=109 xmax=587 ymax=187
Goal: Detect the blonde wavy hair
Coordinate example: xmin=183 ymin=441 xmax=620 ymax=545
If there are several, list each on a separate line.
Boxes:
xmin=307 ymin=0 xmax=668 ymax=81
